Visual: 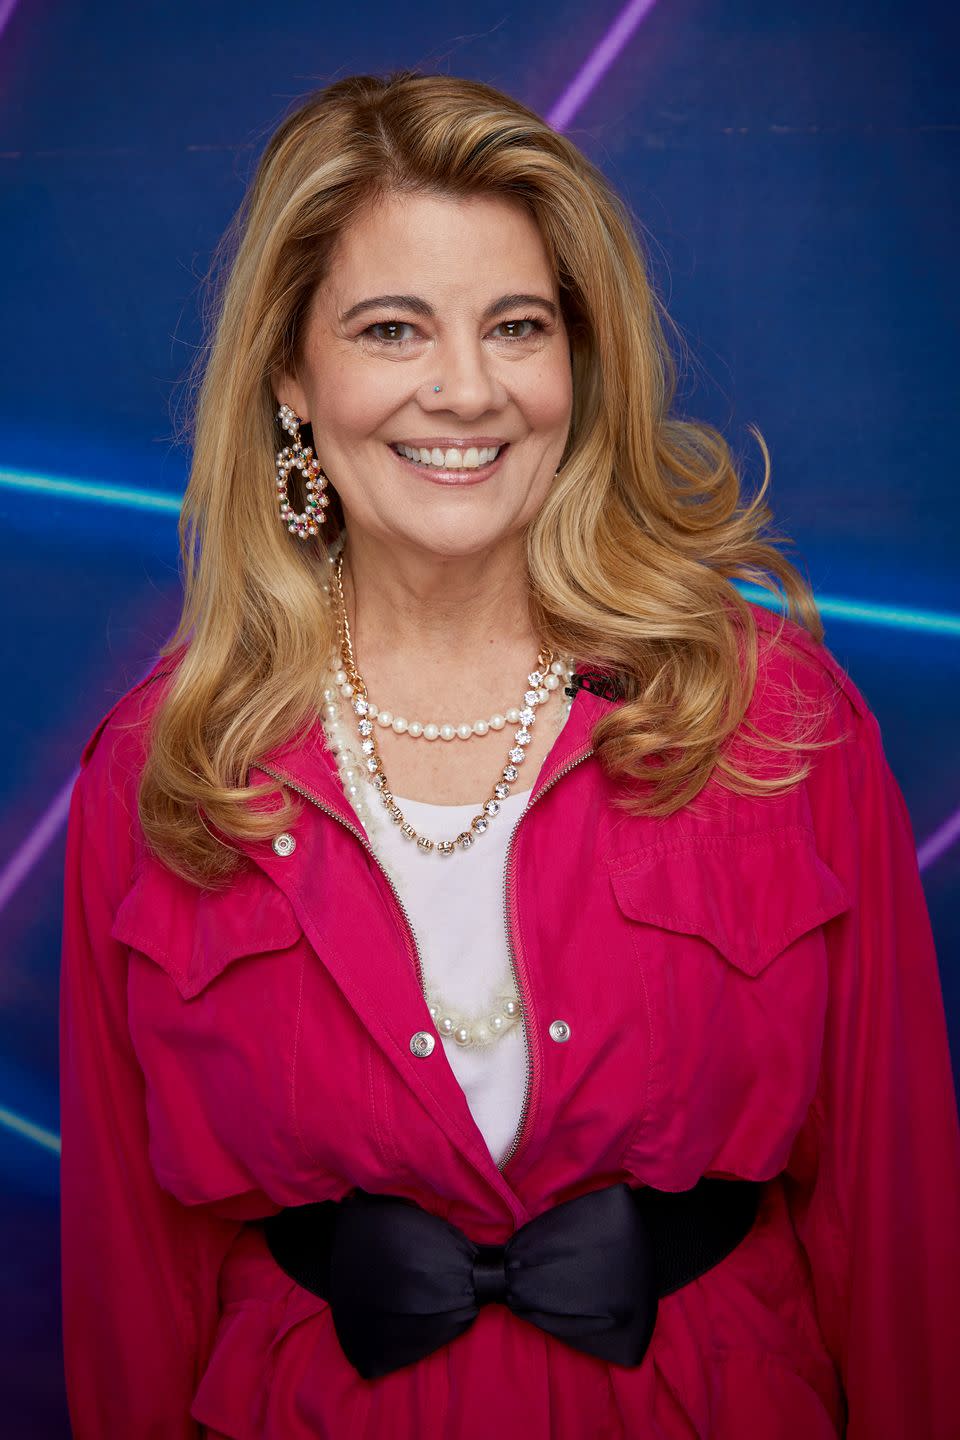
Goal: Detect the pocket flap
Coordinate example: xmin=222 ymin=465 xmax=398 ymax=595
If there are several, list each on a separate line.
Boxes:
xmin=111 ymin=858 xmax=303 ymax=1000
xmin=608 ymin=825 xmax=850 ymax=976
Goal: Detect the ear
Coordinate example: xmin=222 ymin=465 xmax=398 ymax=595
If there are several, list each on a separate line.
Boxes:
xmin=271 ymin=368 xmax=311 ymax=423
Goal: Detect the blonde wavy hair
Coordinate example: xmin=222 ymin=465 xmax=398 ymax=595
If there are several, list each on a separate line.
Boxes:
xmin=139 ymin=69 xmax=836 ymax=888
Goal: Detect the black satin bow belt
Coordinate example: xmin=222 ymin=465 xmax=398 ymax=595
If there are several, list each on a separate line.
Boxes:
xmin=261 ymin=1177 xmax=762 ymax=1380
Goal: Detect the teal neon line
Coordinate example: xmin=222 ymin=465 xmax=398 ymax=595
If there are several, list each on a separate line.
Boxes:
xmin=0 ymin=467 xmax=182 ymax=514
xmin=0 ymin=1103 xmax=61 ymax=1155
xmin=735 ymin=583 xmax=960 ymax=637
xmin=2 ymin=468 xmax=957 ymax=637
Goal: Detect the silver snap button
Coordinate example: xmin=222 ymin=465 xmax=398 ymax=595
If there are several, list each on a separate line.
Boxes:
xmin=548 ymin=1019 xmax=571 ymax=1043
xmin=272 ymin=832 xmax=296 ymax=857
xmin=410 ymin=1030 xmax=436 ymax=1058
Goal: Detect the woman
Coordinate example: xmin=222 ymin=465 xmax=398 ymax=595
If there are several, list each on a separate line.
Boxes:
xmin=59 ymin=71 xmax=960 ymax=1439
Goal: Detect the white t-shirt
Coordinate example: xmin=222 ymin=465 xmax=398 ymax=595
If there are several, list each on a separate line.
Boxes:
xmin=362 ymin=787 xmax=531 ymax=1165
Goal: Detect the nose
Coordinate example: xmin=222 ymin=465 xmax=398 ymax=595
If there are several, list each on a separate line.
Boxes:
xmin=419 ymin=332 xmax=506 ymax=417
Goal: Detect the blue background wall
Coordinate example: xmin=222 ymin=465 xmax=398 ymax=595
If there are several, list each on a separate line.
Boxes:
xmin=1 ymin=0 xmax=956 ymax=1431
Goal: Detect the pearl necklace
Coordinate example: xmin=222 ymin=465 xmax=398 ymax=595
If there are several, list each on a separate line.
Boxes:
xmin=331 ymin=667 xmax=568 ymax=741
xmin=334 ymin=554 xmax=562 ymax=857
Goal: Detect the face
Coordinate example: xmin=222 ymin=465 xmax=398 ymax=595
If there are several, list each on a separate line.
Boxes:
xmin=276 ymin=189 xmax=573 ymax=560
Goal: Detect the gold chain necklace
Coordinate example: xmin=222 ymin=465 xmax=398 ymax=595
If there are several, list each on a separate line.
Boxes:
xmin=333 ymin=554 xmax=555 ymax=856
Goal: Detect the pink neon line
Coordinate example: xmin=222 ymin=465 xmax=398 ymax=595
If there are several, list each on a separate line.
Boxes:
xmin=918 ymin=806 xmax=960 ymax=874
xmin=546 ymin=0 xmax=659 ymax=133
xmin=0 ymin=0 xmax=21 ymax=41
xmin=0 ymin=768 xmax=78 ymax=916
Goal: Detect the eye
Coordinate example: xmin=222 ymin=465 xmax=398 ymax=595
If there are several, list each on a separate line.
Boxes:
xmin=364 ymin=321 xmax=417 ymax=345
xmin=493 ymin=316 xmax=546 ymax=340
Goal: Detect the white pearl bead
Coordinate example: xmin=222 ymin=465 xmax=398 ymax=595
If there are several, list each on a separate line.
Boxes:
xmin=454 ymin=1026 xmax=470 ymax=1045
xmin=324 ymin=703 xmax=338 ymax=721
xmin=490 ymin=714 xmax=505 ymax=730
xmin=367 ymin=703 xmax=378 ymax=718
xmin=505 ymin=707 xmax=520 ymax=724
xmin=335 ymin=670 xmax=347 ymax=685
xmin=439 ymin=1016 xmax=455 ymax=1034
xmin=490 ymin=1014 xmax=505 ymax=1032
xmin=323 ymin=687 xmax=338 ymax=703
xmin=550 ymin=661 xmax=565 ymax=675
xmin=407 ymin=721 xmax=423 ymax=737
xmin=545 ymin=674 xmax=559 ymax=690
xmin=473 ymin=719 xmax=489 ymax=736
xmin=456 ymin=723 xmax=472 ymax=740
xmin=392 ymin=716 xmax=408 ymax=734
xmin=473 ymin=1023 xmax=491 ymax=1045
xmin=440 ymin=724 xmax=456 ymax=741
xmin=339 ymin=682 xmax=354 ymax=698
xmin=377 ymin=710 xmax=393 ymax=727
xmin=538 ymin=688 xmax=550 ymax=703
xmin=424 ymin=723 xmax=440 ymax=741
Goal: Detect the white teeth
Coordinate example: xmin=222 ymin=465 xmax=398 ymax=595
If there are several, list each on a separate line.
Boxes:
xmin=394 ymin=443 xmax=502 ymax=469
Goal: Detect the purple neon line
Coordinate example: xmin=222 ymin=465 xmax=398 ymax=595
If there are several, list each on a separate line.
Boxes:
xmin=918 ymin=807 xmax=960 ymax=874
xmin=0 ymin=767 xmax=78 ymax=917
xmin=0 ymin=0 xmax=21 ymax=41
xmin=546 ymin=0 xmax=659 ymax=133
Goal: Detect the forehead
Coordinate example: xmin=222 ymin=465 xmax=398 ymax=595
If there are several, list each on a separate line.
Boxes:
xmin=320 ymin=190 xmax=558 ymax=309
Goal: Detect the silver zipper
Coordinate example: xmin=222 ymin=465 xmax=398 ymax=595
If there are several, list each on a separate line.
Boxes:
xmin=257 ymin=747 xmax=595 ymax=1178
xmin=495 ymin=745 xmax=594 ymax=1173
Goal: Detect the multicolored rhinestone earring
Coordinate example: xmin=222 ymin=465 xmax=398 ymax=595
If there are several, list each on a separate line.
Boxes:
xmin=275 ymin=403 xmax=329 ymax=539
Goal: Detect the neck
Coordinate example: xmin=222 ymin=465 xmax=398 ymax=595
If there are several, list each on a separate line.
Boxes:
xmin=338 ymin=528 xmax=538 ymax=666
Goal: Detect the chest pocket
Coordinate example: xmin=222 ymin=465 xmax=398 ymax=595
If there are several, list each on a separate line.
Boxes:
xmin=607 ymin=825 xmax=852 ymax=1183
xmin=608 ymin=823 xmax=851 ymax=976
xmin=110 ymin=857 xmax=304 ymax=1000
xmin=109 ymin=857 xmax=313 ymax=1201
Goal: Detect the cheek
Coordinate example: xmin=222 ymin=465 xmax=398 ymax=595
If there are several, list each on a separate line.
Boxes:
xmin=521 ymin=354 xmax=573 ymax=434
xmin=320 ymin=376 xmax=396 ymax=442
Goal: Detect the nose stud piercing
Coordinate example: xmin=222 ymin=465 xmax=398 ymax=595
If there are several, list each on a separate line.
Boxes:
xmin=433 ymin=384 xmax=442 ymax=392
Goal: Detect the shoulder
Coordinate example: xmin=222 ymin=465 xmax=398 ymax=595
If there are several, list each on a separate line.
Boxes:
xmin=745 ymin=600 xmax=872 ymax=729
xmin=80 ymin=649 xmax=184 ymax=763
xmin=74 ymin=647 xmax=186 ymax=825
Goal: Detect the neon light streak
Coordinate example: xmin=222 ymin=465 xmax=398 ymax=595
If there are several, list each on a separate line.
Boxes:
xmin=918 ymin=807 xmax=960 ymax=875
xmin=0 ymin=467 xmax=182 ymax=514
xmin=547 ymin=0 xmax=660 ymax=132
xmin=0 ymin=769 xmax=78 ymax=917
xmin=0 ymin=1104 xmax=61 ymax=1155
xmin=0 ymin=0 xmax=21 ymax=42
xmin=736 ymin=583 xmax=960 ymax=638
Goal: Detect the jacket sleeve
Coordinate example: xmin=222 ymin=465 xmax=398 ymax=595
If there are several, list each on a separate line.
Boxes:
xmin=59 ymin=761 xmax=244 ymax=1439
xmin=784 ymin=698 xmax=960 ymax=1439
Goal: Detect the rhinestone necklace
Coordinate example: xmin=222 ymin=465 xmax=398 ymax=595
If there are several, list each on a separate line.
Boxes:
xmin=318 ymin=647 xmax=574 ymax=1048
xmin=334 ymin=553 xmax=559 ymax=857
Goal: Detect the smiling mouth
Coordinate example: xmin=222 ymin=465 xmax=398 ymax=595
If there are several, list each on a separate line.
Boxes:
xmin=389 ymin=441 xmax=507 ymax=471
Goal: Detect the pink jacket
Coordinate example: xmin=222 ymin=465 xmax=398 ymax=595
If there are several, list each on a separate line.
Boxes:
xmin=59 ymin=604 xmax=960 ymax=1440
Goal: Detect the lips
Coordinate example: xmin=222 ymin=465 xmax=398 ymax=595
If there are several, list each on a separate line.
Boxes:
xmin=391 ymin=442 xmax=504 ymax=470
xmin=387 ymin=441 xmax=509 ymax=486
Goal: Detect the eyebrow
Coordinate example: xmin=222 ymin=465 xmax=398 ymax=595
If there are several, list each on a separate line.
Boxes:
xmin=339 ymin=292 xmax=559 ymax=325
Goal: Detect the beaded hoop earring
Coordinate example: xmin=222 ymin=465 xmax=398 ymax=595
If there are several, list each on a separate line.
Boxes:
xmin=275 ymin=403 xmax=329 ymax=538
